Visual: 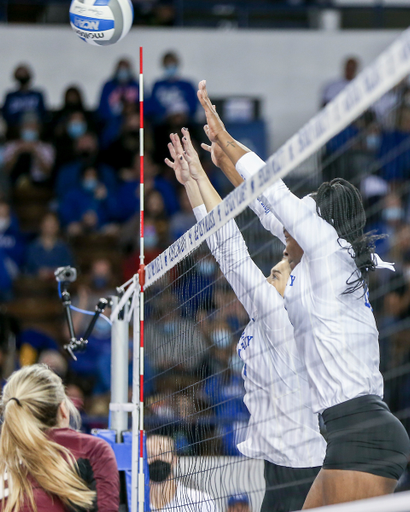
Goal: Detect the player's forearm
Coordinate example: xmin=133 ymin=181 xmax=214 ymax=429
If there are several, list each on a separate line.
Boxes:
xmin=196 ymin=174 xmax=222 ymax=212
xmin=184 ymin=179 xmax=203 ymax=209
xmin=218 ymin=154 xmax=244 ymax=188
xmin=215 ymin=131 xmax=250 ymax=166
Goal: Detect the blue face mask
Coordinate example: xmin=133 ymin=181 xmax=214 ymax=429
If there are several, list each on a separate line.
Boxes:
xmin=21 ymin=129 xmax=38 ymax=142
xmin=83 ymin=178 xmax=98 ymax=191
xmin=117 ymin=68 xmax=131 ymax=83
xmin=164 ymin=64 xmax=178 ymax=79
xmin=68 ymin=120 xmax=86 ymax=139
xmin=197 ymin=260 xmax=216 ymax=276
xmin=383 ymin=207 xmax=403 ymax=222
xmin=211 ymin=329 xmax=231 ymax=349
xmin=366 ymin=134 xmax=381 ymax=151
xmin=145 ymin=225 xmax=159 ymax=249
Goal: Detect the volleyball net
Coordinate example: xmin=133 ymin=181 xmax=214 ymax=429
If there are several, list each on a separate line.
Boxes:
xmin=110 ymin=27 xmax=410 ymax=512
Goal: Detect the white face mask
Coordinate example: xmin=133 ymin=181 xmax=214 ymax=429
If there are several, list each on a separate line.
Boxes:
xmin=0 ymin=217 xmax=10 ymax=232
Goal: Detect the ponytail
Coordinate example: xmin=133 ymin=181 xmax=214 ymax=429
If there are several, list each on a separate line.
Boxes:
xmin=0 ymin=365 xmax=96 ymax=512
xmin=314 ymin=178 xmax=383 ymax=293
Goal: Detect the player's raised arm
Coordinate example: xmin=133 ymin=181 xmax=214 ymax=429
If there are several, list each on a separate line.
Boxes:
xmin=197 ymin=80 xmax=250 ymax=165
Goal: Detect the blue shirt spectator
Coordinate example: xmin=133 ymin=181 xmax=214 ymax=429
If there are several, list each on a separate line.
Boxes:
xmin=26 ymin=212 xmax=74 ymax=278
xmin=59 ymin=166 xmax=116 ymax=235
xmin=55 ymin=132 xmax=117 ymax=199
xmin=97 ymin=58 xmax=139 ymax=147
xmin=2 ymin=64 xmax=46 ymax=131
xmin=147 ymin=51 xmax=198 ymax=124
xmin=0 ymin=200 xmax=25 ymax=269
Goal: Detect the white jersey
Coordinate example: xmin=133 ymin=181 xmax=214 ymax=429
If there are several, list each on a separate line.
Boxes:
xmin=236 ymin=152 xmax=384 ymax=414
xmin=150 ymin=484 xmax=216 ymax=512
xmin=194 ymin=205 xmax=325 ymax=468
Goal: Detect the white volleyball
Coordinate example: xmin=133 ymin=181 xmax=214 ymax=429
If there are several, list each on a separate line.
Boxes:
xmin=69 ymin=0 xmax=133 ymax=46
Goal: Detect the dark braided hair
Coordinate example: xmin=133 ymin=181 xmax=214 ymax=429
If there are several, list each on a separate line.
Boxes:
xmin=313 ymin=178 xmax=382 ymax=293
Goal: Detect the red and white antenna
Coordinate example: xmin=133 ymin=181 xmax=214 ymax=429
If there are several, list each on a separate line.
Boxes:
xmin=138 ymin=45 xmax=145 ymax=512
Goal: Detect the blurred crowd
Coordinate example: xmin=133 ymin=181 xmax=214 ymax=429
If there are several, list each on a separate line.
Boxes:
xmin=1 ymin=53 xmax=410 ymax=460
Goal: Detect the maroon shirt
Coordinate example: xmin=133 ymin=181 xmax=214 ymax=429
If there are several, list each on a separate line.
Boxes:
xmin=6 ymin=428 xmax=119 ymax=512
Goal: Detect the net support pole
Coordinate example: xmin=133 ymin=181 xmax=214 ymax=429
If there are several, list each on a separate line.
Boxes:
xmin=110 ymin=295 xmax=129 ymax=441
xmin=137 ymin=45 xmax=146 ymax=512
xmin=131 ymin=275 xmax=140 ymax=512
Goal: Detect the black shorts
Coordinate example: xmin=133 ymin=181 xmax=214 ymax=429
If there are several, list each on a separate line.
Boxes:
xmin=260 ymin=461 xmax=320 ymax=512
xmin=320 ymin=395 xmax=410 ymax=480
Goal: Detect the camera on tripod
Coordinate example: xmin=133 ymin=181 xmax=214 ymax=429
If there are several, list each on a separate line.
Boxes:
xmin=54 ymin=266 xmax=77 ymax=283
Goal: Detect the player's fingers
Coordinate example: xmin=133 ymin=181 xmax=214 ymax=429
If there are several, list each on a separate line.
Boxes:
xmin=167 ymin=141 xmax=177 ymax=160
xmin=164 ymin=158 xmax=175 ymax=170
xmin=172 ymin=133 xmax=184 ymax=154
xmin=201 ymin=143 xmax=212 ymax=153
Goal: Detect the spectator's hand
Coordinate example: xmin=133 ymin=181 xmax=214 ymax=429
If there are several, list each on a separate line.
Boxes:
xmin=82 ymin=211 xmax=98 ymax=228
xmin=95 ymin=184 xmax=107 ymax=200
xmin=197 ymin=80 xmax=226 ymax=143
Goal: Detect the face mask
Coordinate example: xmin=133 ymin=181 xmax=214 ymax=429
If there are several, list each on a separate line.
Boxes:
xmin=148 ymin=460 xmax=172 ymax=483
xmin=117 ymin=68 xmax=131 ymax=83
xmin=366 ymin=134 xmax=380 ymax=151
xmin=83 ymin=178 xmax=98 ymax=192
xmin=163 ymin=321 xmax=177 ymax=335
xmin=197 ymin=260 xmax=216 ymax=276
xmin=211 ymin=329 xmax=231 ymax=349
xmin=383 ymin=207 xmax=403 ymax=222
xmin=21 ymin=129 xmax=38 ymax=142
xmin=145 ymin=225 xmax=158 ymax=249
xmin=92 ymin=276 xmax=108 ymax=289
xmin=164 ymin=64 xmax=178 ymax=79
xmin=68 ymin=120 xmax=86 ymax=139
xmin=0 ymin=218 xmax=10 ymax=232
xmin=17 ymin=75 xmax=30 ymax=86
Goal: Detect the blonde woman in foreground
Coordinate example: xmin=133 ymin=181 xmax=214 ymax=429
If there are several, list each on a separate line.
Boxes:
xmin=0 ymin=364 xmax=119 ymax=512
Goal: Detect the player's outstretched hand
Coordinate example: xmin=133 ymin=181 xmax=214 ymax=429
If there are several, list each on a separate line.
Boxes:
xmin=164 ymin=133 xmax=191 ymax=185
xmin=180 ymin=127 xmax=206 ymax=181
xmin=201 ymin=126 xmax=232 ymax=170
xmin=197 ymin=80 xmax=226 ymax=143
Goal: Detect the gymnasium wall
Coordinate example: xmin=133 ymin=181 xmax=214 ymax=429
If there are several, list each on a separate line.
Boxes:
xmin=0 ymin=25 xmax=401 ymax=152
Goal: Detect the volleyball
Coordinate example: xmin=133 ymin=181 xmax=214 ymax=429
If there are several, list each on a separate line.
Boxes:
xmin=69 ymin=0 xmax=133 ymax=46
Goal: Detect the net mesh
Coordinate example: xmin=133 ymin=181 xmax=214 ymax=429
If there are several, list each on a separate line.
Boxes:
xmin=141 ymin=29 xmax=410 ymax=512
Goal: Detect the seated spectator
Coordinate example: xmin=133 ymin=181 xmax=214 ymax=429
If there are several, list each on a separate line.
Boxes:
xmin=97 ymin=58 xmax=139 ymax=147
xmin=59 ymin=166 xmax=117 ymax=235
xmin=0 ymin=311 xmax=19 ymax=381
xmin=320 ymin=56 xmax=359 ymax=107
xmin=26 ymin=212 xmax=74 ymax=278
xmin=49 ymin=85 xmax=95 ymax=141
xmin=148 ymin=51 xmax=198 ymax=125
xmin=0 ymin=199 xmax=25 ymax=270
xmin=226 ymin=494 xmax=251 ymax=512
xmin=18 ymin=326 xmax=60 ymax=366
xmin=2 ymin=63 xmax=47 ymax=135
xmin=53 ymin=110 xmax=90 ymax=171
xmin=147 ymin=435 xmax=216 ymax=512
xmin=69 ymin=259 xmax=115 ymax=387
xmin=3 ymin=113 xmax=55 ymax=188
xmin=379 ymin=106 xmax=410 ymax=184
xmin=37 ymin=349 xmax=68 ymax=379
xmin=101 ymin=111 xmax=140 ymax=172
xmin=55 ymin=132 xmax=116 ymax=199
